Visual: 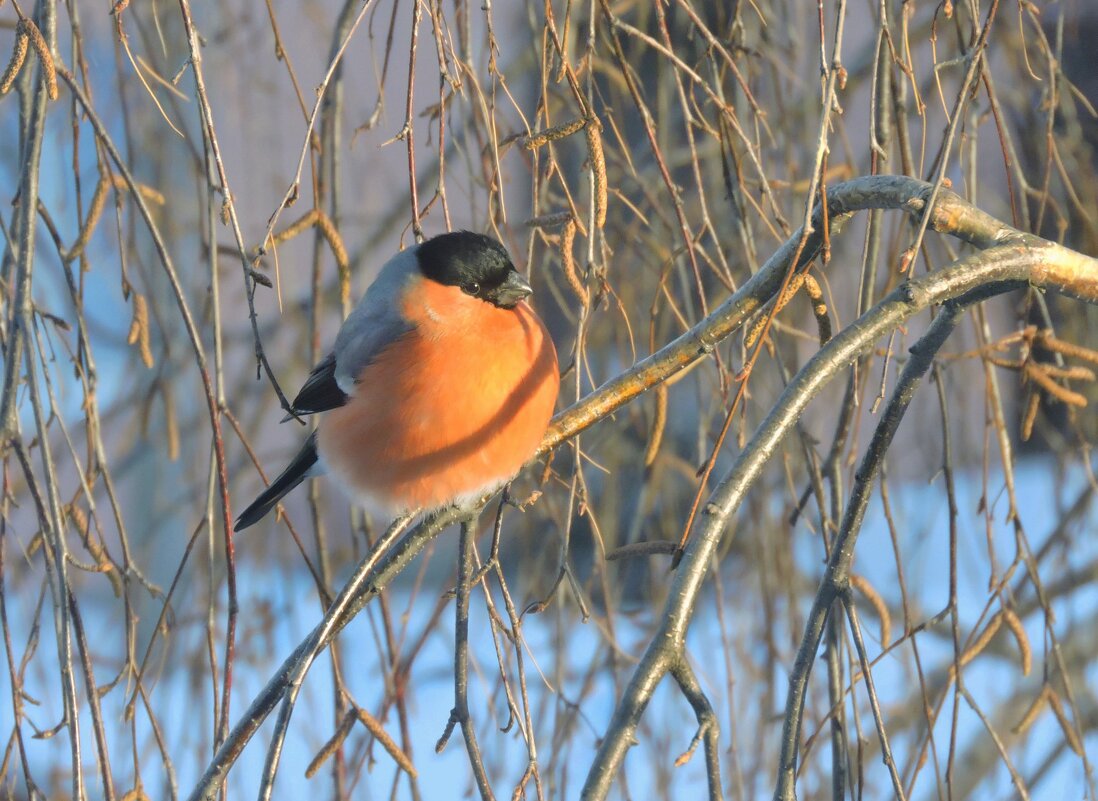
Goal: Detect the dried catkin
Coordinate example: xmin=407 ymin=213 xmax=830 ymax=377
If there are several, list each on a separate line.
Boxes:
xmin=560 ymin=218 xmax=588 ymax=307
xmin=522 ymin=117 xmax=586 ymax=150
xmin=22 ymin=18 xmax=58 ymax=100
xmin=0 ymin=28 xmax=29 ymax=95
xmin=585 ymin=117 xmax=608 ymax=229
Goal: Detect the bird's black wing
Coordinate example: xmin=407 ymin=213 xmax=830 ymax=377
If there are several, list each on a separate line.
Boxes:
xmin=289 ymin=352 xmax=348 ymax=416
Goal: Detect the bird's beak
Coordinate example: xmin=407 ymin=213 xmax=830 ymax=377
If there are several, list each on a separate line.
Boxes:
xmin=494 ymin=270 xmax=533 ymax=307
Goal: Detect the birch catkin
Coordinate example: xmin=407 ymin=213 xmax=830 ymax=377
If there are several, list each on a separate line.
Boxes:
xmin=0 ymin=26 xmax=29 ymax=95
xmin=585 ymin=116 xmax=608 ymax=229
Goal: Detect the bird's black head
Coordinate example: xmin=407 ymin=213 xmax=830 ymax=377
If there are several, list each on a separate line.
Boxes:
xmin=416 ymin=231 xmax=532 ymax=309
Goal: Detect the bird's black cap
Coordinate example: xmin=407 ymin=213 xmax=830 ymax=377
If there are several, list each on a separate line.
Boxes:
xmin=416 ymin=231 xmax=532 ymax=308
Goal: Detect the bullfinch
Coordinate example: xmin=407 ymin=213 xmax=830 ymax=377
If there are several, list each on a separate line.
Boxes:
xmin=234 ymin=231 xmax=560 ymax=531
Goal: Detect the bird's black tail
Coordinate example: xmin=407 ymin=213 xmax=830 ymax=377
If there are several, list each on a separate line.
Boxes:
xmin=234 ymin=432 xmax=320 ymax=531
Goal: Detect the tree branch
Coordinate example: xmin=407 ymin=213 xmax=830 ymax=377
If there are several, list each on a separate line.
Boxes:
xmin=581 ymin=237 xmax=1098 ymax=799
xmin=185 ymin=176 xmax=1098 ymax=800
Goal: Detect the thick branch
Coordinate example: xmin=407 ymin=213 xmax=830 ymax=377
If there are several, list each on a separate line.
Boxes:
xmin=580 ymin=240 xmax=1098 ymax=799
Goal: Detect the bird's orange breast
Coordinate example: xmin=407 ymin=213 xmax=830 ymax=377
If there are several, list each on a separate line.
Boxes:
xmin=316 ymin=277 xmax=559 ymax=512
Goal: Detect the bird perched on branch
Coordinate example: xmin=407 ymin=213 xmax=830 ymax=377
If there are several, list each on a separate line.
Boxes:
xmin=234 ymin=231 xmax=559 ymax=531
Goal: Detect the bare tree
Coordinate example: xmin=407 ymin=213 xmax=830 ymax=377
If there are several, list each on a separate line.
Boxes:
xmin=1 ymin=2 xmax=1096 ymax=800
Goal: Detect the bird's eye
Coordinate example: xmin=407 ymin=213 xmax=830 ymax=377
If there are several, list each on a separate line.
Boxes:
xmin=461 ymin=281 xmax=480 ymax=296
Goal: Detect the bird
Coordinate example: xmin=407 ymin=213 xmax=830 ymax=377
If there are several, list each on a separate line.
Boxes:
xmin=234 ymin=230 xmax=560 ymax=532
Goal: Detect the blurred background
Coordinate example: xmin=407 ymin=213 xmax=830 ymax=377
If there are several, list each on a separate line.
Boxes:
xmin=1 ymin=0 xmax=1096 ymax=798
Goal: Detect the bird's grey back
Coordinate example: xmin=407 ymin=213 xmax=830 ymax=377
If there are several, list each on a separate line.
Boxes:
xmin=332 ymin=245 xmax=419 ymax=392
